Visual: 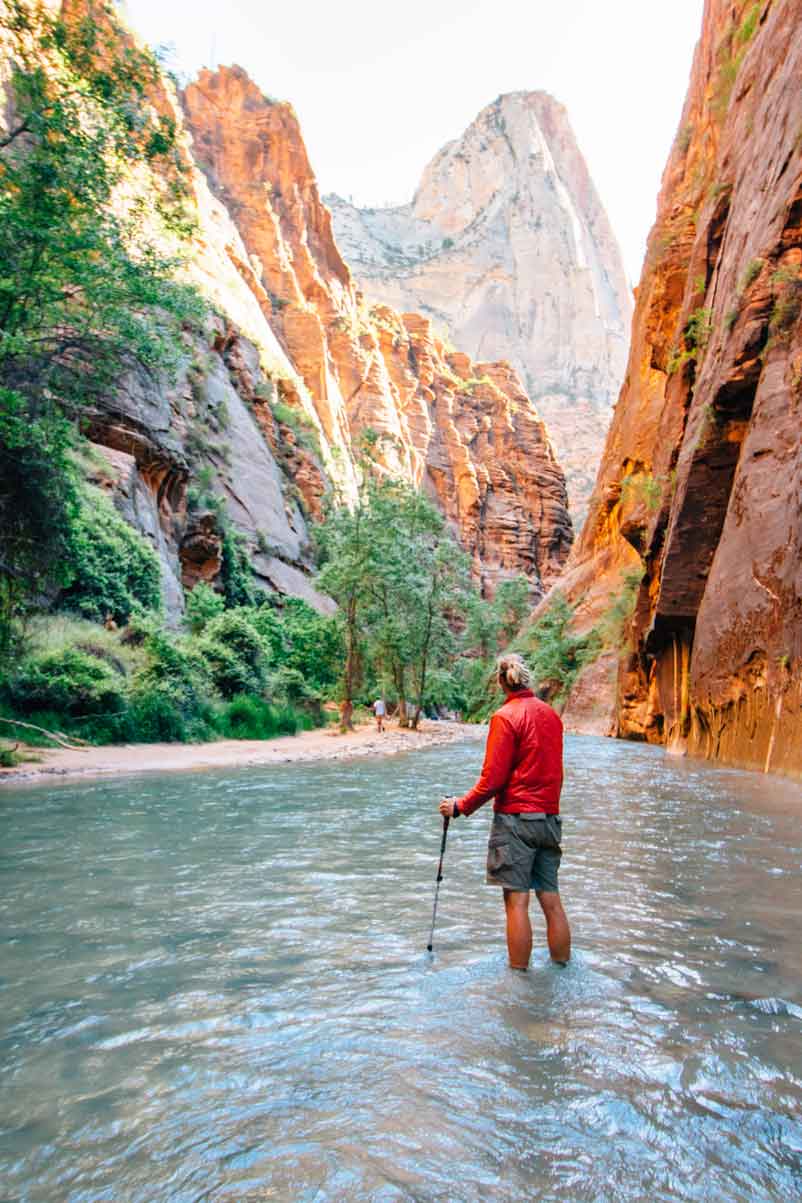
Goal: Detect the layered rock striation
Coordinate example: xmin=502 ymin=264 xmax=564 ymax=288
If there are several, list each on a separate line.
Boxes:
xmin=560 ymin=0 xmax=802 ymax=779
xmin=4 ymin=4 xmax=573 ymax=618
xmin=181 ymin=67 xmax=572 ymax=598
xmin=327 ymin=93 xmax=633 ymax=521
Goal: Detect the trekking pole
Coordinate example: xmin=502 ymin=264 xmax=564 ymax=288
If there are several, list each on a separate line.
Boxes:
xmin=427 ymin=815 xmax=450 ymax=953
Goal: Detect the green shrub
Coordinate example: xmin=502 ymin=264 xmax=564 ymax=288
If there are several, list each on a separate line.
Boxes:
xmin=128 ymin=684 xmax=188 ymax=743
xmin=248 ymin=604 xmax=288 ymax=662
xmin=0 ymin=745 xmax=21 ymax=767
xmin=277 ymin=598 xmax=343 ymax=693
xmin=4 ymin=647 xmax=126 ymax=718
xmin=597 ymin=569 xmax=643 ymax=649
xmin=202 ymin=611 xmax=267 ymax=671
xmin=133 ymin=629 xmax=213 ymax=738
xmin=216 ymin=694 xmax=306 ymax=739
xmin=197 ymin=611 xmax=267 ymax=699
xmin=217 ymin=694 xmax=268 ymax=738
xmin=60 ymin=485 xmax=161 ymax=624
xmin=196 ymin=639 xmax=255 ymax=699
xmin=685 ymin=306 xmax=713 ymax=353
xmin=677 ymin=124 xmax=694 ymax=155
xmin=268 ymin=665 xmax=323 ymax=721
xmin=138 ymin=629 xmax=207 ymax=693
xmin=519 ymin=594 xmax=601 ymax=703
xmin=769 ymin=267 xmax=802 ymax=340
xmin=712 ymin=4 xmax=761 ymax=121
xmin=220 ymin=524 xmax=257 ymax=608
xmin=24 ymin=614 xmax=145 ymax=675
xmin=184 ymin=581 xmax=225 ymax=634
xmin=742 ymin=258 xmax=764 ymax=289
xmin=269 ymin=400 xmax=322 ymax=458
xmin=736 ymin=2 xmax=761 ymax=47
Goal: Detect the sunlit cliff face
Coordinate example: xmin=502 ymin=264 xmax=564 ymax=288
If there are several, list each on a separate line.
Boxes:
xmin=558 ymin=0 xmax=802 ymax=779
xmin=180 ymin=66 xmax=573 ymax=600
xmin=327 ymin=90 xmax=633 ymax=525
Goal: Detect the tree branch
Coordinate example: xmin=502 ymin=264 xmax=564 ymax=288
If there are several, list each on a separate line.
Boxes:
xmin=0 ymin=715 xmax=88 ymax=751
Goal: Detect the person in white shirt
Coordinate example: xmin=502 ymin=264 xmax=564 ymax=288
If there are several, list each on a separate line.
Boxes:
xmin=373 ymin=697 xmax=386 ymax=732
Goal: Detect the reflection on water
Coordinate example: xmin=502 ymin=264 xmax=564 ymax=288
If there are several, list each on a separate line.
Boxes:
xmin=1 ymin=737 xmax=802 ymax=1201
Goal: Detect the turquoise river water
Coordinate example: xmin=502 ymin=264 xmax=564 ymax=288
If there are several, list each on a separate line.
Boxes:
xmin=1 ymin=735 xmax=802 ymax=1202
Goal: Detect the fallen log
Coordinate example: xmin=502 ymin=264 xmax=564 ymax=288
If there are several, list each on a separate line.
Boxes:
xmin=0 ymin=716 xmax=88 ymax=752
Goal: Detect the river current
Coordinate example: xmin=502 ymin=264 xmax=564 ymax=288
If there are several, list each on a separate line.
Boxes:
xmin=2 ymin=736 xmax=802 ymax=1202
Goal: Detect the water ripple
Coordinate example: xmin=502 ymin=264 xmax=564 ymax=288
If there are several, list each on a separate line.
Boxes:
xmin=1 ymin=736 xmax=802 ymax=1200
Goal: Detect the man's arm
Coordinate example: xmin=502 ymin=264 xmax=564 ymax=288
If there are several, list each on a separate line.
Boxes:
xmin=443 ymin=714 xmax=518 ymax=818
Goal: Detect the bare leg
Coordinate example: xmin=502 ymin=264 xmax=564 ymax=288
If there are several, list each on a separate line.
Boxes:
xmin=503 ymin=889 xmax=532 ymax=970
xmin=536 ymin=890 xmax=571 ymax=964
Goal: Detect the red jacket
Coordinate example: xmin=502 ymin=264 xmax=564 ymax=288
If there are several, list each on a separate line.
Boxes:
xmin=457 ymin=689 xmax=563 ymax=817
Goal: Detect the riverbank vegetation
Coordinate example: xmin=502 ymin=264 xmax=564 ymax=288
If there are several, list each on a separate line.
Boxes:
xmin=0 ymin=2 xmax=624 ymax=756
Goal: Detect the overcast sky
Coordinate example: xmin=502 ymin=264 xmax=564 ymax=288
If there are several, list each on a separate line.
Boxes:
xmin=122 ymin=0 xmax=705 ymax=284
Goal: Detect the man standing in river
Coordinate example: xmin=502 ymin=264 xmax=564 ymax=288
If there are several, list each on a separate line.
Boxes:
xmin=438 ymin=653 xmax=571 ymax=970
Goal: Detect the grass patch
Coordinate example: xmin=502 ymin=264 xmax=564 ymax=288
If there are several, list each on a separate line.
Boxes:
xmin=769 ymin=266 xmax=802 ymax=341
xmin=270 ymin=399 xmax=322 ymax=459
xmin=621 ymin=472 xmax=664 ymax=513
xmin=667 ymin=306 xmax=713 ymax=374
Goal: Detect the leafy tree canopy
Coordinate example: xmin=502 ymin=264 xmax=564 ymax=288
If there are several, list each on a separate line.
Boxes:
xmin=0 ymin=0 xmax=203 ymax=659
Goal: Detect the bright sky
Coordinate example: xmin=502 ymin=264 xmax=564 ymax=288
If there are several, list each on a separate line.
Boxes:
xmin=122 ymin=0 xmax=705 ymax=284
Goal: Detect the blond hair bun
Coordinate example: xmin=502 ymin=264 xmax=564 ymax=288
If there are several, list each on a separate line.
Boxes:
xmin=497 ymin=653 xmax=532 ymax=691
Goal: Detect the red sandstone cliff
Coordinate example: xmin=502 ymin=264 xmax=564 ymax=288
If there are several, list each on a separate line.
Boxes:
xmin=7 ymin=6 xmax=571 ymax=616
xmin=561 ymin=0 xmax=802 ymax=778
xmin=181 ymin=67 xmax=572 ymax=598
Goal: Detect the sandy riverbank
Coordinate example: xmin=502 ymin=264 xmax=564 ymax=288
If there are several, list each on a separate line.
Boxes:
xmin=0 ymin=719 xmax=484 ymax=785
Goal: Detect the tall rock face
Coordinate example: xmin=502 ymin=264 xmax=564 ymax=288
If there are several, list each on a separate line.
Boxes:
xmin=3 ymin=3 xmax=572 ymax=615
xmin=181 ymin=68 xmax=572 ymax=597
xmin=326 ymin=93 xmax=633 ymax=522
xmin=561 ymin=0 xmax=802 ymax=780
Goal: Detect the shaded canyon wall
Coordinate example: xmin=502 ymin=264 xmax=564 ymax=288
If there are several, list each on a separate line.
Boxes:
xmin=560 ymin=0 xmax=802 ymax=778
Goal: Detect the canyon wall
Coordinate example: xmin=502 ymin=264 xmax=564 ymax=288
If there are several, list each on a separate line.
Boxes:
xmin=180 ymin=67 xmax=572 ymax=599
xmin=560 ymin=0 xmax=802 ymax=778
xmin=327 ymin=93 xmax=633 ymax=522
xmin=5 ymin=4 xmax=573 ymax=618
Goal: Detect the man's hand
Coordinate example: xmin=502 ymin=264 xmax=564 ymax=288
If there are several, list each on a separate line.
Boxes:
xmin=439 ymin=796 xmax=459 ymax=819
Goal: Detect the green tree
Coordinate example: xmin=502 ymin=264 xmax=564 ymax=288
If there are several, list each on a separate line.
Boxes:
xmin=315 ymin=490 xmax=373 ymax=728
xmin=520 ymin=593 xmax=601 ymax=702
xmin=316 ymin=475 xmax=472 ymax=730
xmin=0 ymin=0 xmax=202 ymax=658
xmin=493 ymin=576 xmax=532 ymax=644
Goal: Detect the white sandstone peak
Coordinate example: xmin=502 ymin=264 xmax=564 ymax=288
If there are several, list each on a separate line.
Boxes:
xmin=326 ymin=92 xmax=632 ymax=523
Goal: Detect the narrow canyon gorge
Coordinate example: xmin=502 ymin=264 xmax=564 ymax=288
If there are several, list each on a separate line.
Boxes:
xmin=4 ymin=0 xmax=802 ymax=783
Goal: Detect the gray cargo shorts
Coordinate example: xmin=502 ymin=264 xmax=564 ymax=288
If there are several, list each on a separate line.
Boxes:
xmin=486 ymin=811 xmax=563 ymax=894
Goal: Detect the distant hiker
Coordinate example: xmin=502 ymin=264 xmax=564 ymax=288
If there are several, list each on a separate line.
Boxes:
xmin=439 ymin=653 xmax=571 ymax=971
xmin=373 ymin=697 xmax=386 ymax=733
